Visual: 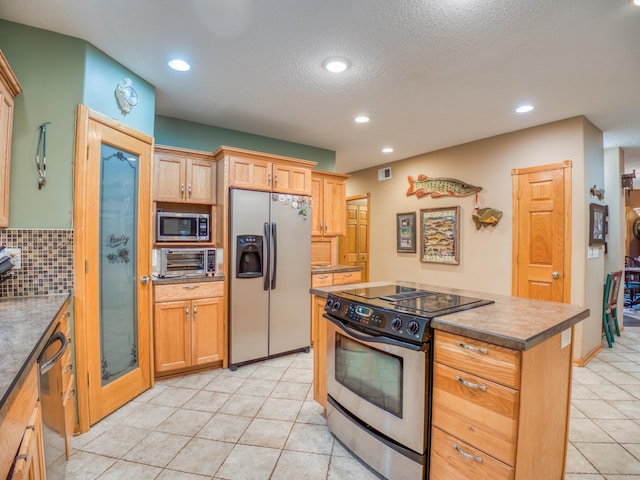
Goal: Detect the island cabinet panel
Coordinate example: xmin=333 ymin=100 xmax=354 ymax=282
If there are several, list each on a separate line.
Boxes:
xmin=431 ymin=362 xmax=519 ymax=466
xmin=430 ymin=427 xmax=514 ymax=480
xmin=434 ymin=330 xmax=521 ymax=389
xmin=154 ymin=281 xmax=225 ymax=374
xmin=311 ymin=294 xmax=328 ymax=407
xmin=431 ymin=329 xmax=574 ymax=479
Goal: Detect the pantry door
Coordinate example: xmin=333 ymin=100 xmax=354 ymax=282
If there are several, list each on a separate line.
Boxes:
xmin=339 ymin=195 xmax=370 ymax=281
xmin=512 ymin=161 xmax=572 ymax=303
xmin=73 ymin=105 xmax=153 ymax=430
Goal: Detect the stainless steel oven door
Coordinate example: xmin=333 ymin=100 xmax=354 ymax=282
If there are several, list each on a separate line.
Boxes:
xmin=325 ymin=315 xmax=429 ymax=454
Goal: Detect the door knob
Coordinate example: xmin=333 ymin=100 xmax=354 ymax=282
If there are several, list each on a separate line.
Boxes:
xmin=140 ymin=275 xmax=151 ymax=284
xmin=552 ymin=272 xmax=560 ymax=279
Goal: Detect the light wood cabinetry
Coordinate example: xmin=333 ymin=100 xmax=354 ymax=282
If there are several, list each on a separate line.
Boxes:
xmin=154 ymin=146 xmax=216 ymax=204
xmin=430 ymin=329 xmax=573 ymax=479
xmin=311 ymin=268 xmax=362 ymax=408
xmin=214 ymin=146 xmax=315 ymax=195
xmin=0 ymin=50 xmax=22 ymax=228
xmin=154 ymin=281 xmax=225 ymax=374
xmin=0 ymin=364 xmax=44 ymax=480
xmin=311 ymin=171 xmax=349 ymax=237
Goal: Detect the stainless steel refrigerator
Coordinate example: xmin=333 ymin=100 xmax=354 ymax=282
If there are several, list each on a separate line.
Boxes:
xmin=229 ymin=188 xmax=311 ymax=369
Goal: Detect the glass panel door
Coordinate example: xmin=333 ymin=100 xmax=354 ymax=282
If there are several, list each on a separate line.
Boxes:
xmin=99 ymin=145 xmax=139 ymax=385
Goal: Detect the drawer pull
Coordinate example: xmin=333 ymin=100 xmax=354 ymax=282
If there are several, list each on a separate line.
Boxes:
xmin=318 ymin=275 xmax=329 ymax=279
xmin=452 ymin=443 xmax=483 ymax=463
xmin=344 ymin=273 xmax=352 ymax=277
xmin=455 ymin=341 xmax=489 ymax=355
xmin=455 ymin=375 xmax=487 ymax=392
xmin=183 ymin=285 xmax=200 ymax=290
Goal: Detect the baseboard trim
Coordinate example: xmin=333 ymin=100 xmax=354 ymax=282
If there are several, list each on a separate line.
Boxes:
xmin=573 ymin=343 xmax=603 ymax=367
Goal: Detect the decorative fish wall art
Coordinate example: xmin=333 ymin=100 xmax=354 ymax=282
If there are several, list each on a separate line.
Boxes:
xmin=406 ymin=174 xmax=482 ymax=198
xmin=472 ymin=207 xmax=503 ymax=230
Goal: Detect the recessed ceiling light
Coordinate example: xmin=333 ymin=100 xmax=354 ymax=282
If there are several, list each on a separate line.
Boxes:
xmin=168 ymin=59 xmax=191 ymax=71
xmin=515 ymin=104 xmax=534 ymax=113
xmin=382 ymin=147 xmax=394 ymax=153
xmin=324 ymin=58 xmax=349 ymax=73
xmin=354 ymin=115 xmax=370 ymax=123
xmin=633 ymin=0 xmax=640 ymax=6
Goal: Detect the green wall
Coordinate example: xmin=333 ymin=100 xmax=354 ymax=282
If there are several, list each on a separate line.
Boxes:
xmin=0 ymin=21 xmax=84 ymax=228
xmin=155 ymin=116 xmax=336 ymax=171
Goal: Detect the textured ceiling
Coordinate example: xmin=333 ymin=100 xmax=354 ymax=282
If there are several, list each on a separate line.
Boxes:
xmin=1 ymin=0 xmax=639 ymax=172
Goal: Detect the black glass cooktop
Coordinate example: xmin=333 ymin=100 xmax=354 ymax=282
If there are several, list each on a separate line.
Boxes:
xmin=337 ymin=284 xmax=492 ymax=316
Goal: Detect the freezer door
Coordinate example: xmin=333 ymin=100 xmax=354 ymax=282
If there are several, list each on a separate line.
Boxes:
xmin=269 ymin=194 xmax=311 ymax=356
xmin=229 ymin=189 xmax=270 ymax=365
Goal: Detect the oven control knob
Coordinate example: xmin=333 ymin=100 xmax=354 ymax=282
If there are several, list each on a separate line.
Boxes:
xmin=391 ymin=316 xmax=403 ymax=331
xmin=332 ymin=301 xmax=341 ymax=312
xmin=407 ymin=320 xmax=420 ymax=335
xmin=325 ymin=299 xmax=333 ymax=310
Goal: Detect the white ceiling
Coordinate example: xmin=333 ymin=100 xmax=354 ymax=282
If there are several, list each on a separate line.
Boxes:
xmin=2 ymin=0 xmax=640 ymax=173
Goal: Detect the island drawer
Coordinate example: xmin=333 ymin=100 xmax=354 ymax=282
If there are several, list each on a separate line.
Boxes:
xmin=155 ymin=281 xmax=223 ymax=301
xmin=434 ymin=331 xmax=521 ymax=389
xmin=430 ymin=427 xmax=514 ymax=480
xmin=431 ymin=362 xmax=519 ymax=466
xmin=333 ymin=271 xmax=361 ymax=285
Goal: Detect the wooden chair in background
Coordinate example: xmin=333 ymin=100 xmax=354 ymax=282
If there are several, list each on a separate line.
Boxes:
xmin=603 ymin=271 xmax=622 ymax=348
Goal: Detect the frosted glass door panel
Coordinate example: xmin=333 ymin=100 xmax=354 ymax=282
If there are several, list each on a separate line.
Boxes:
xmin=99 ymin=144 xmax=139 ymax=385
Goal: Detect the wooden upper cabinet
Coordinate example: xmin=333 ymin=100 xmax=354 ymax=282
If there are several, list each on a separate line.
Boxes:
xmin=214 ymin=146 xmax=316 ymax=195
xmin=228 ymin=155 xmax=272 ymax=191
xmin=0 ymin=51 xmax=22 ymax=228
xmin=311 ymin=171 xmax=349 ymax=237
xmin=154 ymin=146 xmax=216 ymax=204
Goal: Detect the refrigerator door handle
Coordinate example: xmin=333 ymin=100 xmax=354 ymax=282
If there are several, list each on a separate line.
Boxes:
xmin=271 ymin=222 xmax=277 ymax=290
xmin=263 ymin=222 xmax=271 ymax=291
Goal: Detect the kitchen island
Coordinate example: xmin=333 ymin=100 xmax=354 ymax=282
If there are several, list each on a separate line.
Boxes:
xmin=311 ymin=281 xmax=590 ymax=480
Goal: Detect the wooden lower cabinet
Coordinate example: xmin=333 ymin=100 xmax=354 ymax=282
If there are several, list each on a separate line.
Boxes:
xmin=154 ymin=281 xmax=225 ymax=374
xmin=0 ymin=364 xmax=45 ymax=480
xmin=431 ymin=329 xmax=573 ymax=479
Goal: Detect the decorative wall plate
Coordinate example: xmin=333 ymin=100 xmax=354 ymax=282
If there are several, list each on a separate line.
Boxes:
xmin=115 ymin=77 xmax=138 ymax=115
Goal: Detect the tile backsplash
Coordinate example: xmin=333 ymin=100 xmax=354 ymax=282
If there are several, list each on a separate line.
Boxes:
xmin=0 ymin=229 xmax=74 ymax=297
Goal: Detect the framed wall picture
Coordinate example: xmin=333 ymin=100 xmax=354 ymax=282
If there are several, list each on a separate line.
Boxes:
xmin=420 ymin=206 xmax=460 ymax=264
xmin=396 ymin=212 xmax=416 ymax=253
xmin=589 ymin=203 xmax=607 ymax=246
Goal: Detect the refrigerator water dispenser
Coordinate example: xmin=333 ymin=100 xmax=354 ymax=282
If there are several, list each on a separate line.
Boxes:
xmin=236 ymin=235 xmax=263 ymax=278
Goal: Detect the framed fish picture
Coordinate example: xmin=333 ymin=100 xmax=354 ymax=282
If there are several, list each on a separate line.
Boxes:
xmin=420 ymin=206 xmax=460 ymax=264
xmin=396 ymin=212 xmax=416 ymax=253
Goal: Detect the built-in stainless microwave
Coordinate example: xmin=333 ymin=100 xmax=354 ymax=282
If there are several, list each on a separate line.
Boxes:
xmin=153 ymin=248 xmax=217 ymax=277
xmin=157 ymin=211 xmax=209 ymax=242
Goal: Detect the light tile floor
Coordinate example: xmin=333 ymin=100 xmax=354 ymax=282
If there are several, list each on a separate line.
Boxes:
xmin=63 ymin=327 xmax=640 ymax=479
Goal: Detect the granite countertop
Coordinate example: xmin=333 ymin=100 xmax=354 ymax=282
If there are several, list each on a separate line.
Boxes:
xmin=311 ymin=281 xmax=589 ymax=351
xmin=311 ymin=265 xmax=362 ymax=274
xmin=0 ymin=294 xmax=71 ymax=420
xmin=153 ymin=274 xmax=225 ymax=285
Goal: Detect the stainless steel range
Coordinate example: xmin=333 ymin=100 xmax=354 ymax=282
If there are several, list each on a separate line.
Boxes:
xmin=323 ymin=284 xmax=493 ymax=480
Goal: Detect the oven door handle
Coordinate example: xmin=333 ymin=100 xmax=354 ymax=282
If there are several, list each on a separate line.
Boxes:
xmin=38 ymin=331 xmax=68 ymax=375
xmin=324 ymin=314 xmax=423 ymax=351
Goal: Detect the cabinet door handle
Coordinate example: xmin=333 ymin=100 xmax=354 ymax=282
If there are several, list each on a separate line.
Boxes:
xmin=181 ymin=184 xmax=185 ymax=197
xmin=185 ymin=307 xmax=189 ymax=320
xmin=188 ymin=184 xmax=192 ymax=198
xmin=455 ymin=375 xmax=487 ymax=392
xmin=455 ymin=341 xmax=489 ymax=355
xmin=274 ymin=174 xmax=278 ymax=186
xmin=193 ymin=305 xmax=197 ymax=320
xmin=267 ymin=173 xmax=271 ymax=186
xmin=452 ymin=443 xmax=483 ymax=463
